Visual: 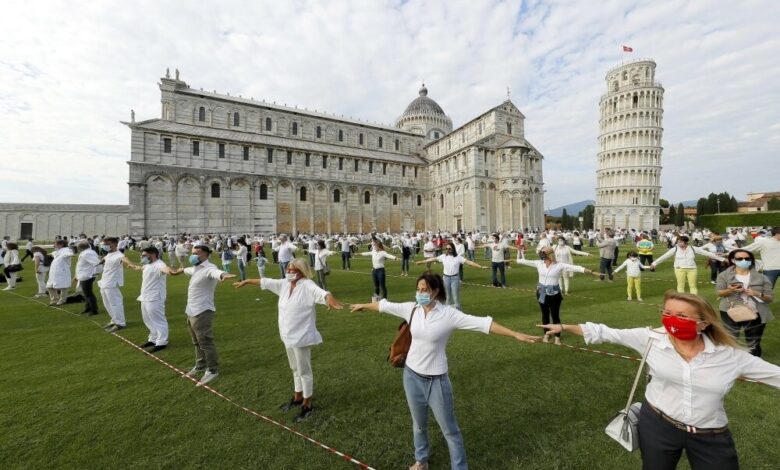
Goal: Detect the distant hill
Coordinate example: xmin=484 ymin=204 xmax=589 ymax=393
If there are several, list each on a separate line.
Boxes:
xmin=548 ymin=200 xmax=595 ymax=217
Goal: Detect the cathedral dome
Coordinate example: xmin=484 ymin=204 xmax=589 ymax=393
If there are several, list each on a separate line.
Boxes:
xmin=400 ymin=84 xmax=446 ymax=118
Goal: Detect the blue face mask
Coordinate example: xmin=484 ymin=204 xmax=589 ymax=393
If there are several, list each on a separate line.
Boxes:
xmin=734 ymin=259 xmax=752 ymax=269
xmin=415 ymin=293 xmax=432 ymax=306
xmin=140 ymin=256 xmax=151 ymax=265
xmin=189 ymin=254 xmax=202 ymax=266
xmin=100 ymin=244 xmax=110 ymax=252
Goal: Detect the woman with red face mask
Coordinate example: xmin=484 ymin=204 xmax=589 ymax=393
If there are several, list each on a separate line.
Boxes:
xmin=539 ymin=291 xmax=780 ymax=470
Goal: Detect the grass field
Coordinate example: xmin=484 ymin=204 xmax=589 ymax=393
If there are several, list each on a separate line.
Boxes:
xmin=1 ymin=244 xmax=778 ymax=469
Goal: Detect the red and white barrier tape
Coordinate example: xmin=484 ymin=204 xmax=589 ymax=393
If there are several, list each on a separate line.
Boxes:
xmin=4 ymin=290 xmax=377 ymax=470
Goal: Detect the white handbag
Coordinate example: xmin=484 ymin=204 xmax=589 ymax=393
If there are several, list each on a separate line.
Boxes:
xmin=605 ymin=338 xmax=653 ymax=452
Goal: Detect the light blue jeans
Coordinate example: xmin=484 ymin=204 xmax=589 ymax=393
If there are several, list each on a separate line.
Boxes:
xmin=443 ymin=274 xmax=461 ymax=310
xmin=237 ymin=260 xmax=247 ymax=281
xmin=403 ymin=367 xmax=467 ymax=470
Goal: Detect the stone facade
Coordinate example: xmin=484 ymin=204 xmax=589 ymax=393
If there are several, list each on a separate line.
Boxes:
xmin=0 ymin=203 xmax=128 ymax=241
xmin=126 ymin=73 xmax=545 ymax=236
xmin=595 ymin=59 xmax=664 ymax=231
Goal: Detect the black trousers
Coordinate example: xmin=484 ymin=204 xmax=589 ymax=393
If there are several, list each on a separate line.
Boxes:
xmin=638 ymin=403 xmax=738 ymax=470
xmin=538 ymin=292 xmax=563 ymax=337
xmin=21 ymin=249 xmax=33 ymax=262
xmin=720 ymin=310 xmax=766 ymax=357
xmin=81 ymin=277 xmax=99 ymax=314
xmin=599 ymin=257 xmax=614 ymax=280
xmin=639 ymin=254 xmax=653 ymax=266
xmin=341 ymin=251 xmax=351 ymax=269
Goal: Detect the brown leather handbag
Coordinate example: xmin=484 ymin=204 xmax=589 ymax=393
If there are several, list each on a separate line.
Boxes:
xmin=388 ymin=305 xmax=418 ymax=367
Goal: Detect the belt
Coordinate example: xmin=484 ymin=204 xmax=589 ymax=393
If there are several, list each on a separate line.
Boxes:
xmin=444 ymin=274 xmax=459 ymax=277
xmin=645 ymin=402 xmax=729 ymax=435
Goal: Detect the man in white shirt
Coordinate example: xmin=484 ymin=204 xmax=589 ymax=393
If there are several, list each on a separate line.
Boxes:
xmin=743 ymin=226 xmax=780 ymax=288
xmin=276 ymin=235 xmax=297 ymax=277
xmin=98 ymin=237 xmax=134 ymax=333
xmin=340 ymin=236 xmax=351 ymax=270
xmin=131 ymin=246 xmax=178 ymax=352
xmin=179 ymin=245 xmax=235 ymax=385
xmin=21 ymin=239 xmax=34 ymax=262
xmin=74 ymin=241 xmax=100 ymax=315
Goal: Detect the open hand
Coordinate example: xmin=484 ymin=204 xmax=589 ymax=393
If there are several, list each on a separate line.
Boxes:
xmin=350 ymin=303 xmax=367 ymax=312
xmin=537 ymin=323 xmax=564 ymax=335
xmin=233 ymin=280 xmax=247 ymax=289
xmin=514 ymin=332 xmax=542 ymax=343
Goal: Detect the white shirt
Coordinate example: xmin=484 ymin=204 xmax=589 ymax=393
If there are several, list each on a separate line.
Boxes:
xmin=614 ymin=258 xmax=647 ymax=277
xmin=554 ymin=245 xmax=587 ymax=265
xmin=490 ymin=241 xmax=507 ymax=263
xmin=233 ymin=245 xmax=248 ymax=264
xmin=313 ymin=249 xmax=334 ymax=270
xmin=340 ymin=238 xmax=350 ymax=252
xmin=653 ymin=246 xmax=724 ymax=269
xmin=261 ymin=277 xmax=329 ymax=348
xmin=75 ymin=249 xmax=100 ymax=281
xmin=743 ymin=236 xmax=780 ymax=270
xmin=183 ymin=260 xmax=226 ymax=316
xmin=3 ymin=249 xmax=20 ymax=266
xmin=277 ymin=242 xmax=297 ymax=263
xmin=437 ymin=254 xmax=465 ymax=276
xmin=98 ymin=251 xmax=125 ymax=288
xmin=34 ymin=251 xmax=48 ymax=273
xmin=423 ymin=242 xmax=435 ymax=257
xmin=137 ymin=259 xmax=168 ymax=302
xmin=47 ymin=247 xmax=74 ymax=289
xmin=581 ymin=323 xmax=780 ymax=428
xmin=454 ymin=242 xmax=465 ymax=257
xmin=466 ymin=237 xmax=475 ymax=250
xmin=361 ymin=250 xmax=396 ymax=268
xmin=516 ymin=258 xmax=586 ymax=285
xmin=378 ymin=300 xmax=492 ymax=376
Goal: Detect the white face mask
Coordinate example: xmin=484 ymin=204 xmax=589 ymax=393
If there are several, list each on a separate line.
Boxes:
xmin=285 ymin=272 xmax=298 ymax=281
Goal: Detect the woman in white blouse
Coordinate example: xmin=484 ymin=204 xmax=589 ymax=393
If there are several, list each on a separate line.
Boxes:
xmin=540 ymin=291 xmax=780 ymax=470
xmin=2 ymin=242 xmax=21 ymax=290
xmin=312 ymin=240 xmax=336 ymax=289
xmin=351 ymin=272 xmax=539 ymax=470
xmin=359 ymin=239 xmax=397 ymax=300
xmin=234 ymin=259 xmax=344 ymax=423
xmin=516 ymin=247 xmax=596 ymax=344
xmin=552 ymin=237 xmax=590 ymax=295
xmin=415 ymin=240 xmax=486 ymax=310
xmin=651 ymin=235 xmax=726 ymax=294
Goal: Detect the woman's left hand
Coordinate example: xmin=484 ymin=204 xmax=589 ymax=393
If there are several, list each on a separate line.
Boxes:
xmin=537 ymin=323 xmax=563 ymax=335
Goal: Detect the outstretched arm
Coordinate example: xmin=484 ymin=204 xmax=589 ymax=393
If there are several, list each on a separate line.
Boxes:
xmin=234 ymin=278 xmax=261 ymax=289
xmin=537 ymin=323 xmax=583 ymax=337
xmin=464 ymin=259 xmax=487 ymax=269
xmin=415 ymin=257 xmax=438 ymax=264
xmin=350 ymin=301 xmax=381 ymax=313
xmin=489 ymin=321 xmax=540 ymax=343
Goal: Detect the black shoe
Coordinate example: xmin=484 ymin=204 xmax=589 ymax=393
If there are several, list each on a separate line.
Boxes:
xmin=294 ymin=405 xmax=313 ymax=423
xmin=151 ymin=345 xmax=167 ymax=353
xmin=280 ymin=398 xmax=303 ymax=412
xmin=87 ymin=311 xmax=100 ymax=316
xmin=139 ymin=341 xmax=155 ymax=348
xmin=80 ymin=310 xmax=91 ymax=314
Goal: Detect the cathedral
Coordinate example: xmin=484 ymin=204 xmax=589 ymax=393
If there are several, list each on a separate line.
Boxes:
xmin=126 ymin=70 xmax=545 ymax=236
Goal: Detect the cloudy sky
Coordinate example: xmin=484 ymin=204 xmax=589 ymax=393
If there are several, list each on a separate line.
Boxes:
xmin=1 ymin=0 xmax=778 ymax=210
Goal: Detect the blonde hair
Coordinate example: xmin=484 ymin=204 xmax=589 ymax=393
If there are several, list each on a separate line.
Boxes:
xmin=662 ymin=291 xmax=740 ymax=348
xmin=541 ymin=246 xmax=556 ymax=262
xmin=288 ymin=258 xmax=313 ymax=279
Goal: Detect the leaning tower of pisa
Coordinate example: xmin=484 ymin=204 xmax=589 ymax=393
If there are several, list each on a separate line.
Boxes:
xmin=594 ymin=59 xmax=664 ymax=231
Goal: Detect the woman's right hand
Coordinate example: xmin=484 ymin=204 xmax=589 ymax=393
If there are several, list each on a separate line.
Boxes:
xmin=350 ymin=303 xmax=367 ymax=312
xmin=233 ymin=280 xmax=247 ymax=289
xmin=537 ymin=323 xmax=563 ymax=335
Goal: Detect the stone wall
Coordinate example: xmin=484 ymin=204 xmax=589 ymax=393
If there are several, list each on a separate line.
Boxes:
xmin=0 ymin=204 xmax=128 ymax=241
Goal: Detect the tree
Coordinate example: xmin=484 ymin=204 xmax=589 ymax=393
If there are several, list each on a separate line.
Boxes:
xmin=676 ymin=203 xmax=685 ymax=227
xmin=659 ymin=199 xmax=670 ymax=209
xmin=667 ymin=204 xmax=677 ymax=225
xmin=769 ymin=197 xmax=780 ymax=211
xmin=578 ymin=205 xmax=595 ymax=230
xmin=561 ymin=208 xmax=573 ymax=229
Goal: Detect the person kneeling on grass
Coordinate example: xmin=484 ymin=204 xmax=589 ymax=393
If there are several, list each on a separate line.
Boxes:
xmin=613 ymin=251 xmax=649 ymax=302
xmin=351 ymin=272 xmax=539 ymax=470
xmin=233 ymin=259 xmax=344 ymax=423
xmin=539 ymin=291 xmax=780 ymax=470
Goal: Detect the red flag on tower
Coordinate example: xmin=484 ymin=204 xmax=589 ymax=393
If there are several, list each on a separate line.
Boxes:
xmin=623 ymin=45 xmax=634 ymax=52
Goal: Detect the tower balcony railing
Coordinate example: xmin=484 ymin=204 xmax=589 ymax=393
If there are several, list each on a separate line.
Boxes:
xmin=600 ymin=81 xmax=663 ymax=101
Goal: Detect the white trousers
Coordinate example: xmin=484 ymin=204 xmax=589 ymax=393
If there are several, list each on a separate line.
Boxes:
xmin=100 ymin=286 xmax=125 ymax=326
xmin=5 ymin=272 xmax=17 ymax=288
xmin=285 ymin=346 xmax=313 ymax=398
xmin=36 ymin=272 xmax=47 ymax=294
xmin=141 ymin=300 xmax=168 ymax=345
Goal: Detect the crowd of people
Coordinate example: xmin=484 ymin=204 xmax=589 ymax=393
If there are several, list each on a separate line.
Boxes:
xmin=1 ymin=225 xmax=779 ymax=470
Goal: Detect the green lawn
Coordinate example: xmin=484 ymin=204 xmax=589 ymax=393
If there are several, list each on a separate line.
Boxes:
xmin=1 ymin=245 xmax=778 ymax=469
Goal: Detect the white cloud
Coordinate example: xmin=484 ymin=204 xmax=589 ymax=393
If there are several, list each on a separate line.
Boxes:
xmin=1 ymin=0 xmax=778 ymax=211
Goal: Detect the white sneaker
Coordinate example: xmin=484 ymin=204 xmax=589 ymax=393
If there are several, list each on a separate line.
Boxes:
xmin=184 ymin=366 xmax=204 ymax=378
xmin=637 ymin=298 xmax=644 ymax=302
xmin=554 ymin=337 xmax=562 ymax=346
xmin=542 ymin=334 xmax=550 ymax=343
xmin=197 ymin=370 xmax=219 ymax=386
xmin=627 ymin=297 xmax=632 ymax=301
xmin=2 ymin=286 xmax=14 ymax=291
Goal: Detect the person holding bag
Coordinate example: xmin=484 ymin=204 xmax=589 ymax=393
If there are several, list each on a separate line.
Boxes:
xmin=351 ymin=272 xmax=538 ymax=470
xmin=716 ymin=249 xmax=774 ymax=357
xmin=539 ymin=291 xmax=780 ymax=470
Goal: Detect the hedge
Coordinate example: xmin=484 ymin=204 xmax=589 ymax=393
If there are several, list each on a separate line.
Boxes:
xmin=698 ymin=211 xmax=780 ymax=233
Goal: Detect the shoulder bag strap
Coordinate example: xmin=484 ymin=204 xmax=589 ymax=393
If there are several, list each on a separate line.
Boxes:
xmin=623 ymin=336 xmax=654 ymax=413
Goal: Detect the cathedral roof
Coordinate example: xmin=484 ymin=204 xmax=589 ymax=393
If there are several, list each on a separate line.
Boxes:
xmin=400 ymin=84 xmax=447 ymax=118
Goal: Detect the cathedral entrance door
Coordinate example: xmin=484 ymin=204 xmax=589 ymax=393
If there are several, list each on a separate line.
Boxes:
xmin=456 ymin=218 xmax=462 ymax=232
